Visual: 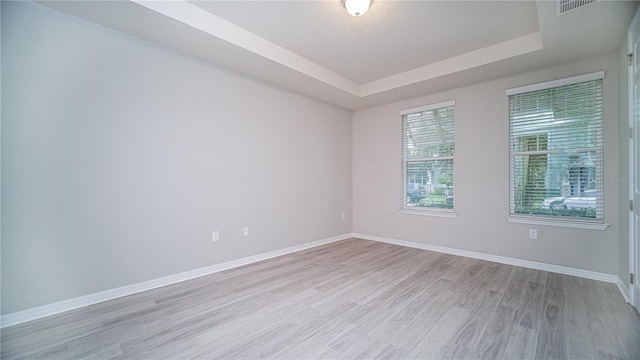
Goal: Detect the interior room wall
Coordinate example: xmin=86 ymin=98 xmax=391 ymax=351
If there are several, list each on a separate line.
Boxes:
xmin=1 ymin=1 xmax=352 ymax=315
xmin=353 ymin=52 xmax=622 ymax=276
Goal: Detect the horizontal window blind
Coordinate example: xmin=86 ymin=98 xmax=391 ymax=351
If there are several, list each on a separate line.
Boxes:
xmin=402 ymin=102 xmax=455 ymax=210
xmin=509 ymin=77 xmax=603 ymax=220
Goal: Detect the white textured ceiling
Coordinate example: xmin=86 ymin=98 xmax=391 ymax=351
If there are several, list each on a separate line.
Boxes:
xmin=190 ymin=1 xmax=540 ymax=84
xmin=39 ymin=0 xmax=638 ymax=110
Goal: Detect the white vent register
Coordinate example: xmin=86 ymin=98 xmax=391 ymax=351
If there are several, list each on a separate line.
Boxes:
xmin=557 ymin=0 xmax=599 ymax=15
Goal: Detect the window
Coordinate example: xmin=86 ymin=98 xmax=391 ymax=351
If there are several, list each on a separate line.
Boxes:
xmin=507 ymin=72 xmax=607 ymax=229
xmin=400 ymin=101 xmax=455 ymax=215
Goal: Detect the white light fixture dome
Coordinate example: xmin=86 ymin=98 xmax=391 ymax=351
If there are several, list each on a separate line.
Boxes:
xmin=344 ymin=0 xmax=371 ymax=17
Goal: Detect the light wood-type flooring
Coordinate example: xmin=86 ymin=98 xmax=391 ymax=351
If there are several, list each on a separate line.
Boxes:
xmin=2 ymin=238 xmax=639 ymax=359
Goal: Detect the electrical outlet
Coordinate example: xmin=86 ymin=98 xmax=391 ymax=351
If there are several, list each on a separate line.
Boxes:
xmin=529 ymin=229 xmax=538 ymax=239
xmin=341 ymin=212 xmax=346 ymax=220
xmin=243 ymin=227 xmax=249 ymax=236
xmin=212 ymin=230 xmax=219 ymax=242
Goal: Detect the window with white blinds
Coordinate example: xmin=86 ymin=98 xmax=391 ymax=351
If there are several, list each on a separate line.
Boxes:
xmin=507 ymin=72 xmax=604 ymax=223
xmin=401 ymin=101 xmax=455 ymax=212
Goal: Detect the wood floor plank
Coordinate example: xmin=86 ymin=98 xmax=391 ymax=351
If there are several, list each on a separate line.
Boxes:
xmin=514 ymin=270 xmax=546 ymax=330
xmin=80 ymin=345 xmax=124 ymax=360
xmin=268 ymin=318 xmax=356 ymax=359
xmin=474 ymin=304 xmax=515 ymax=359
xmin=425 ymin=305 xmax=470 ymax=345
xmin=500 ymin=267 xmax=529 ymax=309
xmin=451 ymin=289 xmax=504 ymax=351
xmin=480 ymin=262 xmax=514 ymax=293
xmin=502 ymin=324 xmax=537 ymax=360
xmin=387 ymin=280 xmax=457 ymax=350
xmin=404 ymin=338 xmax=445 ymax=360
xmin=2 ymin=238 xmax=639 ymax=360
xmin=534 ymin=272 xmax=568 ymax=359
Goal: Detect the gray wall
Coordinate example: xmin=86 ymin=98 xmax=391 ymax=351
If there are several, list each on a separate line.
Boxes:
xmin=353 ymin=52 xmax=622 ymax=275
xmin=1 ymin=2 xmax=353 ymax=315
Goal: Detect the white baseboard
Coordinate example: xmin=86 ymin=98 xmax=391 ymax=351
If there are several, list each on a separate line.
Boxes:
xmin=616 ymin=276 xmax=630 ymax=303
xmin=353 ymin=233 xmax=620 ymax=284
xmin=0 ymin=233 xmax=352 ymax=329
xmin=2 ymin=232 xmax=627 ymax=329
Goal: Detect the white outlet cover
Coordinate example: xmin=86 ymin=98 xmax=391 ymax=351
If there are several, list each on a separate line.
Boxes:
xmin=528 ymin=229 xmax=537 ymax=239
xmin=243 ymin=227 xmax=249 ymax=236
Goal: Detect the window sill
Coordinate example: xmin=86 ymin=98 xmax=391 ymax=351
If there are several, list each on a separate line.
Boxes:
xmin=506 ymin=215 xmax=609 ymax=230
xmin=400 ymin=208 xmax=458 ymax=218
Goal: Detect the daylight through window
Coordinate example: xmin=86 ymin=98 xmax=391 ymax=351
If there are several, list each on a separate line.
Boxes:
xmin=401 ymin=101 xmax=455 ymax=211
xmin=508 ymin=73 xmax=604 ymax=221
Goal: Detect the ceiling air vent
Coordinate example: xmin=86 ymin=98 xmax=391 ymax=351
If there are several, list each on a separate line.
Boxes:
xmin=557 ymin=0 xmax=599 ymax=15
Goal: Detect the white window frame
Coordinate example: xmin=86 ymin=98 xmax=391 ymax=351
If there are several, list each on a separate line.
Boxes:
xmin=506 ymin=71 xmax=609 ymax=230
xmin=399 ymin=100 xmax=457 ymax=218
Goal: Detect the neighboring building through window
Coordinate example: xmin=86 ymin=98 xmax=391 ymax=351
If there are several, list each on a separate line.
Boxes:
xmin=400 ymin=101 xmax=455 ymax=213
xmin=507 ymin=72 xmax=604 ymax=225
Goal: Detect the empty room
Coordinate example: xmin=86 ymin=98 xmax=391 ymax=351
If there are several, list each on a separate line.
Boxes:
xmin=2 ymin=0 xmax=640 ymax=359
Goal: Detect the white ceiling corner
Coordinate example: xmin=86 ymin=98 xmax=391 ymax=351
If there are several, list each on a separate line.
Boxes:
xmin=38 ymin=0 xmax=639 ymax=110
xmin=133 ymin=0 xmax=361 ymax=96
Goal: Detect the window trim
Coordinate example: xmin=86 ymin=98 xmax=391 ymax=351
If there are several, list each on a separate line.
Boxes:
xmin=400 ymin=100 xmax=458 ymax=217
xmin=399 ymin=100 xmax=456 ymax=116
xmin=505 ymin=71 xmax=605 ymax=96
xmin=506 ymin=71 xmax=609 ymax=230
xmin=399 ymin=208 xmax=458 ymax=218
xmin=506 ymin=215 xmax=609 ymax=230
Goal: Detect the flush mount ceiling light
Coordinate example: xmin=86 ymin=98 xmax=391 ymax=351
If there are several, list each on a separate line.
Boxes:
xmin=344 ymin=0 xmax=371 ymax=17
